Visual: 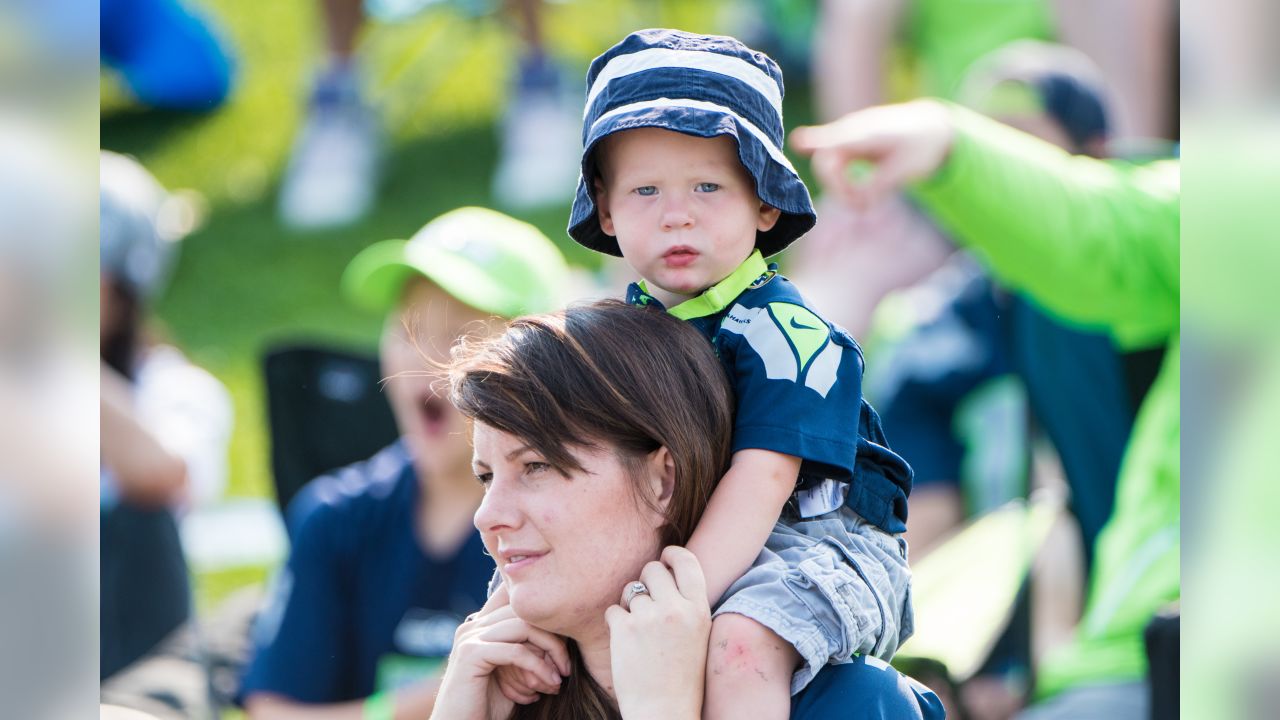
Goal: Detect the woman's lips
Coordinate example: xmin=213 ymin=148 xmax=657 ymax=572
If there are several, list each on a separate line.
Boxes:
xmin=662 ymin=247 xmax=699 ymax=268
xmin=502 ymin=551 xmax=548 ymax=575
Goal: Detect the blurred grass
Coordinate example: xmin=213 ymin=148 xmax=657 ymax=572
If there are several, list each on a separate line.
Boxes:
xmin=101 ymin=1 xmax=818 ymax=618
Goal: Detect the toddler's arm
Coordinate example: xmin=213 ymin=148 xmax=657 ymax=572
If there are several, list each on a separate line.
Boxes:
xmin=686 ymin=448 xmax=802 ymax=606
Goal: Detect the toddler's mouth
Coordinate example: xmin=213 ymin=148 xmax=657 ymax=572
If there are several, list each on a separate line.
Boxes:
xmin=662 ymin=246 xmax=699 ymax=267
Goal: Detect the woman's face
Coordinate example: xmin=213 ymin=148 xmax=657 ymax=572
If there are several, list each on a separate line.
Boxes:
xmin=471 ymin=422 xmax=666 ymax=637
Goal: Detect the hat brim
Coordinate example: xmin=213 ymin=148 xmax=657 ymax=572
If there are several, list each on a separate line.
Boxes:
xmin=568 ymin=107 xmax=816 ymax=258
xmin=341 ymin=239 xmax=537 ymax=318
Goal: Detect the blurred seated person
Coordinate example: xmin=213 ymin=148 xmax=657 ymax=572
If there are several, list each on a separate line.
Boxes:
xmin=237 ymin=208 xmax=569 ymax=719
xmin=100 ymin=151 xmax=233 ymax=681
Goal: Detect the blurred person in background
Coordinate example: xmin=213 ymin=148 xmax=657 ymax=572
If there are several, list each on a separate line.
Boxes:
xmin=279 ymin=0 xmax=580 ymax=230
xmin=866 ymin=41 xmax=1164 ymax=719
xmin=789 ymin=0 xmax=1176 ymax=339
xmin=237 ymin=207 xmax=569 ymax=719
xmin=99 ymin=151 xmax=234 ymax=689
xmin=793 ymin=96 xmax=1178 ymax=720
xmin=100 ymin=0 xmax=235 ymax=111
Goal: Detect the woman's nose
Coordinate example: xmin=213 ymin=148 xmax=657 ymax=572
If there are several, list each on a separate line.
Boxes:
xmin=473 ymin=475 xmax=520 ymax=533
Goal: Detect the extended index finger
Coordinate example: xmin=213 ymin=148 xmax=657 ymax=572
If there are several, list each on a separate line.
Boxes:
xmin=660 ymin=546 xmax=708 ymax=606
xmin=789 ymin=118 xmax=876 ymax=156
xmin=477 ymin=581 xmax=510 ymax=615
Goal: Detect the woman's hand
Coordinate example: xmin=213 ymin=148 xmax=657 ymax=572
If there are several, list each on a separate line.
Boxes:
xmin=605 ymin=546 xmax=712 ymax=720
xmin=432 ymin=585 xmax=571 ymax=720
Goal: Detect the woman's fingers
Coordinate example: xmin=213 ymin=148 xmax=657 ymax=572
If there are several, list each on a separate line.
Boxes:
xmin=618 ymin=548 xmax=712 ymax=612
xmin=474 ymin=640 xmax=563 ymax=687
xmin=496 ymin=670 xmax=541 ymax=705
xmin=471 ymin=618 xmax=567 ymax=685
xmin=661 ymin=546 xmax=709 ymax=606
xmin=457 ymin=583 xmax=512 ymax=636
xmin=482 ymin=581 xmax=509 ymax=611
xmin=476 ymin=617 xmax=565 ymax=676
xmin=518 ymin=625 xmax=571 ymax=677
xmin=637 ymin=560 xmax=678 ymax=602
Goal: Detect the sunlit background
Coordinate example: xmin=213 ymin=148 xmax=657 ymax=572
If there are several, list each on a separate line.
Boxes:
xmin=0 ymin=0 xmax=1276 ymax=716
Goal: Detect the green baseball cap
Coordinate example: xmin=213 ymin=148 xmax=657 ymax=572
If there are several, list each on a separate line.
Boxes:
xmin=342 ymin=206 xmax=570 ymax=318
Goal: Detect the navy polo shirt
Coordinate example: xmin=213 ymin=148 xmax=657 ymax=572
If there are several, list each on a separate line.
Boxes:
xmin=238 ymin=441 xmax=492 ymax=704
xmin=627 ymin=251 xmax=913 ymax=533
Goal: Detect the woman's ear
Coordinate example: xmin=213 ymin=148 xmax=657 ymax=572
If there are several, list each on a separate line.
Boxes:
xmin=757 ymin=202 xmax=782 ymax=232
xmin=646 ymin=446 xmax=677 ymax=511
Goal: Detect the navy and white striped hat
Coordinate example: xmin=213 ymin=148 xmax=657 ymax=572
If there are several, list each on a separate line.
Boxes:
xmin=567 ymin=28 xmax=816 ymax=258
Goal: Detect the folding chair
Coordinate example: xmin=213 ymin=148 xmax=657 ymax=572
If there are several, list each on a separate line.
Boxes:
xmin=262 ymin=342 xmax=400 ymax=516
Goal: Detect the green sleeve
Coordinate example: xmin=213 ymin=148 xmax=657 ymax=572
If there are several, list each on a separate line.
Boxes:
xmin=912 ymin=103 xmax=1180 ymax=347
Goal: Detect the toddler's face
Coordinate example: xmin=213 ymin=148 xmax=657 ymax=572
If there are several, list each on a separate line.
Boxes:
xmin=595 ymin=128 xmax=780 ymax=303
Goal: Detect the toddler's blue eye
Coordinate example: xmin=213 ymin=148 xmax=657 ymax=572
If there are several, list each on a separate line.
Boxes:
xmin=635 ymin=186 xmax=657 ymax=196
xmin=695 ymin=182 xmax=720 ymax=193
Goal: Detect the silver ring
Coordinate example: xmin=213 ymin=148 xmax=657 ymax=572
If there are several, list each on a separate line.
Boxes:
xmin=623 ymin=581 xmax=649 ymax=609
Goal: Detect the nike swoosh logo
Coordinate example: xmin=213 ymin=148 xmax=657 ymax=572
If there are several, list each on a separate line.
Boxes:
xmin=789 ymin=317 xmax=820 ymax=331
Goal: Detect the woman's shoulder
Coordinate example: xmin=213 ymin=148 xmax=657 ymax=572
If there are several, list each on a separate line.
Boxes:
xmin=791 ymin=657 xmax=946 ymax=720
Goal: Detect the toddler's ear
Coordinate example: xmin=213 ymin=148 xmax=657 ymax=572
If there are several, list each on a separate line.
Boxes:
xmin=757 ymin=203 xmax=782 ymax=232
xmin=594 ymin=176 xmax=616 ymax=236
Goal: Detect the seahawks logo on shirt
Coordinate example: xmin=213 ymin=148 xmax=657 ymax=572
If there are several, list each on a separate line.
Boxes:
xmin=722 ymin=302 xmax=842 ymax=397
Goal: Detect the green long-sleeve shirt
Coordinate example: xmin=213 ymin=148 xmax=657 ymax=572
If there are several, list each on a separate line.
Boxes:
xmin=913 ymin=103 xmax=1180 ymax=699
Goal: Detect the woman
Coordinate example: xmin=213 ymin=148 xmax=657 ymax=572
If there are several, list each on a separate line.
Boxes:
xmin=437 ymin=300 xmax=944 ymax=719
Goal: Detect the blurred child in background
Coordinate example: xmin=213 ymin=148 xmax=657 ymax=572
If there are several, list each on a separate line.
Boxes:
xmin=238 ymin=207 xmax=569 ymax=719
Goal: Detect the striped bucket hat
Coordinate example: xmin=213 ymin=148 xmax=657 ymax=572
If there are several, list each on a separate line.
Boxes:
xmin=568 ymin=28 xmax=816 ymax=258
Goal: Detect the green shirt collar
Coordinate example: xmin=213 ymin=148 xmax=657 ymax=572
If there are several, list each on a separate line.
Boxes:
xmin=638 ymin=250 xmax=771 ymax=321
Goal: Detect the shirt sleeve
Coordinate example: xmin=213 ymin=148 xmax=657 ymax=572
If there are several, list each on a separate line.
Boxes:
xmin=134 ymin=346 xmax=234 ymax=508
xmin=912 ymin=103 xmax=1180 ymax=349
xmin=238 ymin=499 xmax=353 ymax=704
xmin=720 ymin=301 xmax=863 ymax=479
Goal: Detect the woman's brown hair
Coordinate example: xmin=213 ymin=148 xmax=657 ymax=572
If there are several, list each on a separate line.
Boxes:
xmin=448 ymin=299 xmax=735 ymax=719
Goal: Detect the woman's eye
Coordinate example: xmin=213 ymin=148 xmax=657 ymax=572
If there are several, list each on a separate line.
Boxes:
xmin=525 ymin=461 xmax=551 ymax=475
xmin=634 ymin=186 xmax=657 ymax=196
xmin=474 ymin=472 xmax=493 ymax=487
xmin=695 ymin=182 xmax=720 ymax=193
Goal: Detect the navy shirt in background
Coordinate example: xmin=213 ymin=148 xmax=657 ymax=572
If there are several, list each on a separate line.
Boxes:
xmin=238 ymin=441 xmax=491 ymax=704
xmin=872 ymin=254 xmax=1141 ymax=568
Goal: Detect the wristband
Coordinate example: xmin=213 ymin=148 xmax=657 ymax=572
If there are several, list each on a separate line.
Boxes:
xmin=363 ymin=691 xmax=395 ymax=720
